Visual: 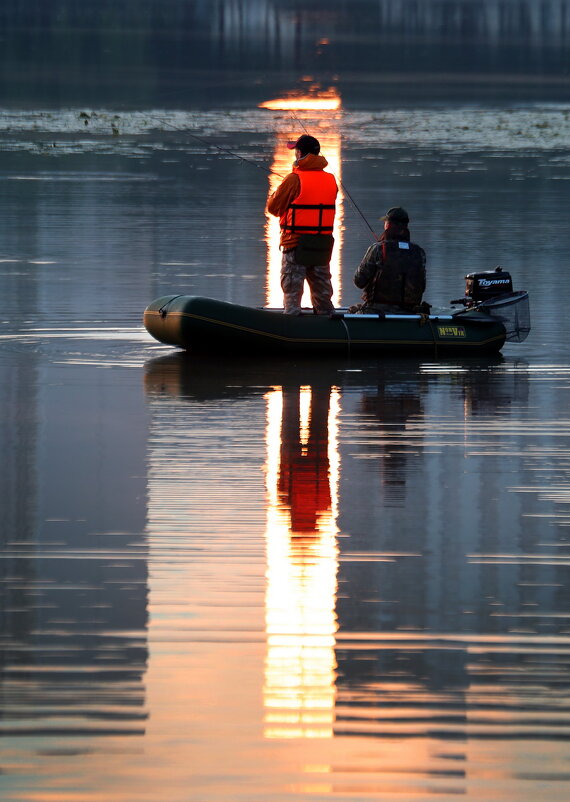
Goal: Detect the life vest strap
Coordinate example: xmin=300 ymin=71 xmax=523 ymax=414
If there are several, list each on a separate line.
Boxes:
xmin=288 ymin=204 xmax=337 ymax=209
xmin=281 ymin=203 xmax=336 ymax=233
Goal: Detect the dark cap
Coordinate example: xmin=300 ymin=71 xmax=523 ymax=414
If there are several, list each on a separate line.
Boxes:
xmin=286 ymin=134 xmax=321 ymax=155
xmin=380 ymin=206 xmax=409 ymax=224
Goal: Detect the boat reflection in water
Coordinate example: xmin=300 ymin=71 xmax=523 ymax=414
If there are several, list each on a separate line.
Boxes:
xmin=141 ymin=353 xmax=570 ymax=794
xmin=143 ymin=355 xmax=536 ymax=748
xmin=260 ymin=88 xmax=344 ymax=309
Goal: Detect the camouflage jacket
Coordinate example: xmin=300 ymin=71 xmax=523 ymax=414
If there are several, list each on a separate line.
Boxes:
xmin=354 ymin=239 xmax=426 ymax=310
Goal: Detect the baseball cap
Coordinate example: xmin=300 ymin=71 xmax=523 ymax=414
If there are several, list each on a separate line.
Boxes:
xmin=286 ymin=134 xmax=321 ymax=155
xmin=380 ymin=206 xmax=410 ymax=224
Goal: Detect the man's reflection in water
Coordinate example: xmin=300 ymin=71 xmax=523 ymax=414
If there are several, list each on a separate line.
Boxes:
xmin=335 ymin=363 xmax=468 ymax=739
xmin=359 ymin=365 xmax=425 ymax=506
xmin=264 ymin=379 xmax=339 ymax=739
xmin=278 ymin=386 xmax=332 ymax=534
xmin=335 ymin=360 xmax=536 ymax=745
xmin=144 ymin=355 xmax=341 ymax=740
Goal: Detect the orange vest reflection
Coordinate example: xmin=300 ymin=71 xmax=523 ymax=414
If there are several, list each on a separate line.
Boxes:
xmin=277 ymin=387 xmax=332 ymax=533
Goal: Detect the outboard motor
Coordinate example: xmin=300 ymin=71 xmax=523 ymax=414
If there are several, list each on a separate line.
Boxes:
xmin=451 ymin=266 xmax=513 ymax=306
xmin=465 ymin=267 xmax=513 ymax=303
xmin=451 ymin=266 xmax=530 ymax=343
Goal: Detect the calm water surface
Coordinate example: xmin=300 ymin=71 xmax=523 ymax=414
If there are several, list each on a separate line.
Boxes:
xmin=2 ymin=98 xmax=570 ymax=801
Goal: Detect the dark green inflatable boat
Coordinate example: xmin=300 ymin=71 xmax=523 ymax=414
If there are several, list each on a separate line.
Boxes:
xmin=143 ymin=289 xmax=530 ymax=357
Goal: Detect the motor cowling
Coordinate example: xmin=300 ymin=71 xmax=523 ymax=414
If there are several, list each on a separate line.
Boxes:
xmin=465 ymin=266 xmax=513 ymax=303
xmin=451 ymin=266 xmax=513 ymax=307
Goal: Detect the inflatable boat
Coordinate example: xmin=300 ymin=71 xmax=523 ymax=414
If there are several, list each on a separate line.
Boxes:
xmin=143 ymin=270 xmax=530 ymax=358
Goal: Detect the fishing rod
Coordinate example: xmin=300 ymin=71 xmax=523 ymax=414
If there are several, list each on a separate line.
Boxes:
xmin=143 ymin=113 xmax=285 ymax=178
xmin=127 ymin=111 xmax=379 ymax=241
xmin=289 ymin=110 xmax=380 ymax=242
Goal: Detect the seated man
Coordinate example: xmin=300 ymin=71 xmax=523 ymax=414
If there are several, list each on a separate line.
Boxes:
xmin=353 ymin=206 xmax=426 ymax=314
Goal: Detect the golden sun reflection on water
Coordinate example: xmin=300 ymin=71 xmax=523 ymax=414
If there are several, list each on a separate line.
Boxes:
xmin=262 ymin=91 xmax=343 ymax=308
xmin=259 ymin=94 xmax=341 ymax=112
xmin=263 ymin=385 xmax=341 ymax=739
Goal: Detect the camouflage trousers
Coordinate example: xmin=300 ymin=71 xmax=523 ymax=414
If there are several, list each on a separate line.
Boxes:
xmin=280 ymin=249 xmax=334 ymax=315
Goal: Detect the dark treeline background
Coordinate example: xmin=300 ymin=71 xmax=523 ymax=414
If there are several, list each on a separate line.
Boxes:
xmin=2 ymin=0 xmax=570 ymax=107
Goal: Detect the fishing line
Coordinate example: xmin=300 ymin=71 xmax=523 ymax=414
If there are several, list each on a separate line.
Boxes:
xmin=290 ymin=110 xmax=311 ymax=137
xmin=131 ymin=111 xmax=379 ymax=241
xmin=143 ymin=113 xmax=285 ymax=177
xmin=289 ymin=110 xmax=379 ymax=242
xmin=340 ymin=183 xmax=380 ymax=242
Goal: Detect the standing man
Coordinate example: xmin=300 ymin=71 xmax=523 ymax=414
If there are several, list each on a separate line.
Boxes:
xmin=267 ymin=134 xmax=338 ymax=315
xmin=353 ymin=206 xmax=426 ymax=314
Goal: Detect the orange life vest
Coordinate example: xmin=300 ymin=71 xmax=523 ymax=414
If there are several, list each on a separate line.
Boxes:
xmin=280 ymin=168 xmax=338 ymax=234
